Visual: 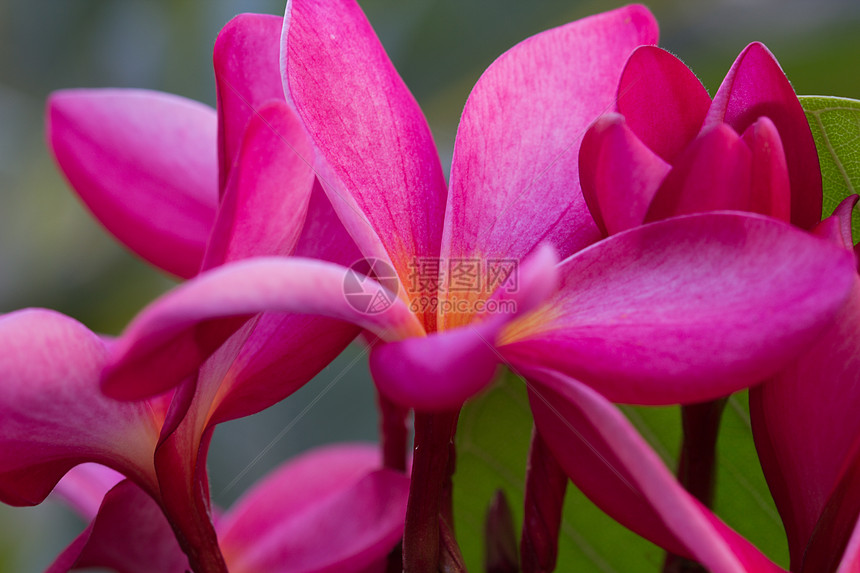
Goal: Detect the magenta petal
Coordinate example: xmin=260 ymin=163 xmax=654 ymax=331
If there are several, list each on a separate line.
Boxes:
xmin=706 ymin=42 xmax=821 ymax=229
xmin=102 ymin=257 xmax=424 ymax=400
xmin=525 ymin=368 xmax=784 ymax=572
xmin=202 ymin=101 xmax=314 ymax=269
xmin=47 ymin=89 xmax=218 ymax=278
xmin=214 ymin=13 xmax=286 ymax=192
xmin=46 ymin=480 xmax=188 ymax=573
xmin=282 ymin=0 xmax=447 ymax=295
xmin=500 ymin=212 xmax=856 ymax=405
xmin=219 ymin=445 xmax=408 ymax=573
xmin=0 ymin=309 xmax=159 ymax=505
xmin=443 ymin=5 xmax=658 ymax=271
xmin=645 ymin=125 xmax=752 ymax=222
xmin=51 ymin=463 xmax=124 ymax=521
xmin=616 ymin=46 xmax=711 ymax=163
xmin=741 ymin=117 xmax=792 ymax=221
xmin=751 ymin=277 xmax=860 ymax=567
xmin=837 ymin=515 xmax=860 ymax=573
xmin=579 ymin=113 xmax=671 ymax=235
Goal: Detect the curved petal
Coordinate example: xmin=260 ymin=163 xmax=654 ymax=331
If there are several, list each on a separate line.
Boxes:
xmin=214 ymin=13 xmax=286 ymax=193
xmin=645 ymin=124 xmax=752 ymax=222
xmin=282 ymin=0 xmax=448 ymax=319
xmin=616 ymin=46 xmax=711 ymax=162
xmin=46 ymin=480 xmax=189 ymax=573
xmin=579 ymin=113 xmax=671 ymax=235
xmin=51 ymin=463 xmax=124 ymax=521
xmin=47 ymin=89 xmax=218 ymax=278
xmin=370 ymin=245 xmax=560 ymax=410
xmin=751 ymin=277 xmax=860 ymax=567
xmin=202 ymin=101 xmax=315 ymax=269
xmin=499 ymin=212 xmax=856 ymax=405
xmin=441 ymin=5 xmax=659 ymax=323
xmin=837 ymin=514 xmax=860 ymax=573
xmin=705 ymin=42 xmax=821 ymax=229
xmin=0 ymin=309 xmax=160 ymax=506
xmin=219 ymin=445 xmax=408 ymax=573
xmin=741 ymin=117 xmax=792 ymax=221
xmin=102 ymin=257 xmax=424 ymax=400
xmin=525 ymin=367 xmax=785 ymax=572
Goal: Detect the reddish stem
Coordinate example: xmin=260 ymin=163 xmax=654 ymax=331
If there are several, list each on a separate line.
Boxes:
xmin=378 ymin=391 xmax=410 ymax=473
xmin=521 ymin=429 xmax=567 ymax=573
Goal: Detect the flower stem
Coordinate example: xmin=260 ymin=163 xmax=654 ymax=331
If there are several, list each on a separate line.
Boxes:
xmin=378 ymin=391 xmax=410 ymax=473
xmin=403 ymin=410 xmax=460 ymax=572
xmin=521 ymin=429 xmax=567 ymax=573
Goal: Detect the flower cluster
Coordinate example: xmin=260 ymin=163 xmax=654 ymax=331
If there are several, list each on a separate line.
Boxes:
xmin=2 ymin=1 xmax=859 ymax=572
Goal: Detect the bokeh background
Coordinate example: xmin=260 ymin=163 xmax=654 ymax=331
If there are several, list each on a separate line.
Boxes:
xmin=0 ymin=0 xmax=858 ymax=571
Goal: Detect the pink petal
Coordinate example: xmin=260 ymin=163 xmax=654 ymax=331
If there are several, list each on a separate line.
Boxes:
xmin=102 ymin=257 xmax=424 ymax=400
xmin=705 ymin=42 xmax=821 ymax=229
xmin=645 ymin=124 xmax=752 ymax=221
xmin=499 ymin=212 xmax=856 ymax=405
xmin=0 ymin=309 xmax=160 ymax=506
xmin=837 ymin=515 xmax=860 ymax=573
xmin=214 ymin=13 xmax=286 ymax=193
xmin=814 ymin=195 xmax=858 ymax=251
xmin=750 ymin=277 xmax=860 ymax=567
xmin=370 ymin=245 xmax=560 ymax=410
xmin=47 ymin=89 xmax=218 ymax=278
xmin=525 ymin=367 xmax=784 ymax=572
xmin=616 ymin=46 xmax=711 ymax=163
xmin=46 ymin=480 xmax=189 ymax=573
xmin=219 ymin=445 xmax=408 ymax=573
xmin=579 ymin=113 xmax=671 ymax=235
xmin=740 ymin=117 xmax=792 ymax=221
xmin=202 ymin=101 xmax=315 ymax=269
xmin=441 ymin=5 xmax=659 ymax=297
xmin=282 ymin=0 xmax=447 ymax=313
xmin=51 ymin=463 xmax=124 ymax=521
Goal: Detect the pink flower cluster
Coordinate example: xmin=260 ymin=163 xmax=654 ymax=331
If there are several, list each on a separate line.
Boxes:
xmin=1 ymin=2 xmax=858 ymax=572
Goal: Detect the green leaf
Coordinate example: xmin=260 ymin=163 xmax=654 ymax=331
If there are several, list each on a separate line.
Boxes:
xmin=452 ymin=374 xmax=790 ymax=571
xmin=800 ymin=95 xmax=860 ymax=237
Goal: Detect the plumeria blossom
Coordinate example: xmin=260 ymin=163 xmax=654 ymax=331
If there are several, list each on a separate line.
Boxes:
xmin=46 ymin=445 xmax=409 ymax=573
xmin=80 ymin=1 xmax=857 ymax=569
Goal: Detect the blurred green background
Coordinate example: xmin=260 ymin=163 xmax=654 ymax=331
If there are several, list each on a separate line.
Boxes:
xmin=0 ymin=0 xmax=858 ymax=571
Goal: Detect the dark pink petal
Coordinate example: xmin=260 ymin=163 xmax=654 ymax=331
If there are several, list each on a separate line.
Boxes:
xmin=499 ymin=212 xmax=856 ymax=405
xmin=741 ymin=117 xmax=792 ymax=221
xmin=282 ymin=0 xmax=447 ymax=308
xmin=525 ymin=367 xmax=785 ymax=572
xmin=102 ymin=257 xmax=423 ymax=400
xmin=202 ymin=101 xmax=314 ymax=269
xmin=645 ymin=125 xmax=752 ymax=222
xmin=837 ymin=515 xmax=860 ymax=573
xmin=51 ymin=463 xmax=124 ymax=521
xmin=214 ymin=13 xmax=285 ymax=192
xmin=219 ymin=445 xmax=408 ymax=573
xmin=46 ymin=480 xmax=189 ymax=573
xmin=370 ymin=245 xmax=560 ymax=410
xmin=47 ymin=89 xmax=218 ymax=278
xmin=751 ymin=277 xmax=860 ymax=568
xmin=0 ymin=309 xmax=160 ymax=505
xmin=706 ymin=42 xmax=821 ymax=229
xmin=442 ymin=5 xmax=658 ymax=294
xmin=579 ymin=113 xmax=671 ymax=235
xmin=814 ymin=195 xmax=858 ymax=251
xmin=616 ymin=45 xmax=711 ymax=162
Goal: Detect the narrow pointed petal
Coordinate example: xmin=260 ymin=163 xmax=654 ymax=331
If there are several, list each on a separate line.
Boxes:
xmin=219 ymin=445 xmax=408 ymax=573
xmin=579 ymin=113 xmax=671 ymax=235
xmin=442 ymin=5 xmax=659 ymax=296
xmin=202 ymin=101 xmax=314 ymax=269
xmin=706 ymin=42 xmax=821 ymax=229
xmin=500 ymin=213 xmax=856 ymax=405
xmin=102 ymin=257 xmax=424 ymax=400
xmin=616 ymin=46 xmax=711 ymax=162
xmin=0 ymin=310 xmax=160 ymax=506
xmin=47 ymin=89 xmax=218 ymax=278
xmin=751 ymin=277 xmax=860 ymax=567
xmin=214 ymin=13 xmax=286 ymax=192
xmin=46 ymin=480 xmax=189 ymax=573
xmin=525 ymin=367 xmax=785 ymax=572
xmin=51 ymin=463 xmax=124 ymax=521
xmin=645 ymin=125 xmax=752 ymax=222
xmin=814 ymin=195 xmax=858 ymax=250
xmin=282 ymin=0 xmax=447 ymax=304
xmin=370 ymin=245 xmax=560 ymax=410
xmin=741 ymin=117 xmax=792 ymax=221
